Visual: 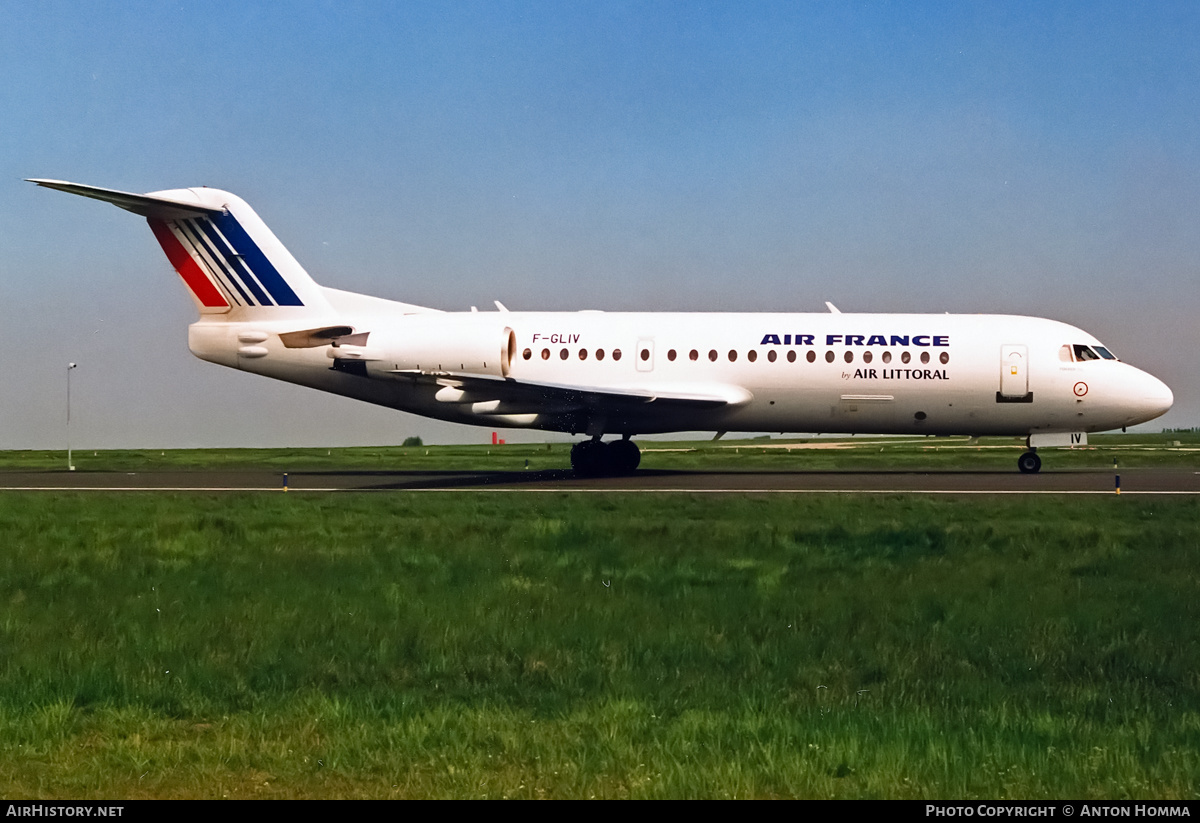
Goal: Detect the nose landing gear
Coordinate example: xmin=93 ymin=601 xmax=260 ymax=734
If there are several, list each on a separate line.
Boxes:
xmin=570 ymin=437 xmax=642 ymax=477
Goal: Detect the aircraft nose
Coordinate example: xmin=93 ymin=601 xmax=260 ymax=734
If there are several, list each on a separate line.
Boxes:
xmin=1131 ymin=370 xmax=1173 ymax=422
xmin=1148 ymin=375 xmax=1174 ymax=416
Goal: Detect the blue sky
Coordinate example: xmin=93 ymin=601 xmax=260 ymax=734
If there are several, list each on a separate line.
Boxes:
xmin=2 ymin=1 xmax=1197 ymax=447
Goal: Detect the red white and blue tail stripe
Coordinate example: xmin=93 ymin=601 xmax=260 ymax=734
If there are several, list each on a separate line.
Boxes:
xmin=27 ymin=179 xmax=326 ymax=316
xmin=147 ymin=213 xmax=303 ymax=310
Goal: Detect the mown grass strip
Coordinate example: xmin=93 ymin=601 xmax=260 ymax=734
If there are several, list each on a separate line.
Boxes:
xmin=1 ymin=491 xmax=1198 ymax=797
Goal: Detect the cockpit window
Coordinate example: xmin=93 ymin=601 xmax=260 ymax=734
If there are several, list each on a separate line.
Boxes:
xmin=1073 ymin=344 xmax=1101 ymax=361
xmin=1093 ymin=346 xmax=1118 ymax=360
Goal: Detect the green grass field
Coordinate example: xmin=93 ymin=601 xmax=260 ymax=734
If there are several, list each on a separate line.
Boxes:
xmin=1 ymin=464 xmax=1199 ymax=797
xmin=4 ymin=430 xmax=1199 ymax=473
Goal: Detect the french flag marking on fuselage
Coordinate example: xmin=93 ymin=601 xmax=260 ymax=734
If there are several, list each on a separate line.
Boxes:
xmin=147 ymin=212 xmax=305 ymax=310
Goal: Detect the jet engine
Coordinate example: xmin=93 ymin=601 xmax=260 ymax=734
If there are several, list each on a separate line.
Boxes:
xmin=330 ymin=319 xmax=517 ymax=378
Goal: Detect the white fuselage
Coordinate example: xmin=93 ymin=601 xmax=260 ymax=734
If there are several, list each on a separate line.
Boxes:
xmin=188 ymin=298 xmax=1174 ymax=439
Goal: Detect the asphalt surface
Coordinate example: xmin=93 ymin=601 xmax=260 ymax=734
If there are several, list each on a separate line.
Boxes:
xmin=2 ymin=468 xmax=1198 ymax=493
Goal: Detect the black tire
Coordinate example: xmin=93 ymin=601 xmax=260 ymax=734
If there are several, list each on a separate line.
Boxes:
xmin=1017 ymin=451 xmax=1042 ymax=474
xmin=607 ymin=439 xmax=641 ymax=475
xmin=570 ymin=440 xmax=610 ymax=477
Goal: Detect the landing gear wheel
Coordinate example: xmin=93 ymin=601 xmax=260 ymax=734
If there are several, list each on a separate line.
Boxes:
xmin=1017 ymin=451 xmax=1042 ymax=474
xmin=570 ymin=440 xmax=609 ymax=477
xmin=607 ymin=439 xmax=641 ymax=475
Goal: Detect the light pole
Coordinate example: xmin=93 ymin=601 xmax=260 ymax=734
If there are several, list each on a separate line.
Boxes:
xmin=66 ymin=363 xmax=77 ymax=471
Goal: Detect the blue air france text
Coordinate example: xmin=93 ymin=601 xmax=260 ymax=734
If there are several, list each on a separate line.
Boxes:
xmin=760 ymin=333 xmax=951 ymax=347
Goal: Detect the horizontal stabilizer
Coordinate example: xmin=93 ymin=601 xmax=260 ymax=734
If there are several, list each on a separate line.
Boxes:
xmin=27 ymin=179 xmax=223 ymax=220
xmin=32 ymin=178 xmax=335 ymax=315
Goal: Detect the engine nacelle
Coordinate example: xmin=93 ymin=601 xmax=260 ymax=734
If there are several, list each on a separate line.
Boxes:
xmin=360 ymin=316 xmax=517 ymax=377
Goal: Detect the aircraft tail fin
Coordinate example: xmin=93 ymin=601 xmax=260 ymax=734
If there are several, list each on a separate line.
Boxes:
xmin=28 ymin=179 xmax=331 ymax=317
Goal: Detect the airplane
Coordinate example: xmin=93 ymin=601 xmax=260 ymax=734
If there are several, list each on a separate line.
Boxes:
xmin=29 ymin=178 xmax=1174 ymax=475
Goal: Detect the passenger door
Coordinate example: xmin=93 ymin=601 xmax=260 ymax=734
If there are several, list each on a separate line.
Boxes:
xmin=998 ymin=344 xmax=1031 ymax=402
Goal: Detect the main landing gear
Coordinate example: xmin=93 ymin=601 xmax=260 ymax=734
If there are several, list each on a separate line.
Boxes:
xmin=570 ymin=437 xmax=641 ymax=477
xmin=1017 ymin=450 xmax=1042 ymax=474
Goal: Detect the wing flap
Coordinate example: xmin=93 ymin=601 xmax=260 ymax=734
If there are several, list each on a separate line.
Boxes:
xmin=393 ymin=369 xmax=751 ymax=413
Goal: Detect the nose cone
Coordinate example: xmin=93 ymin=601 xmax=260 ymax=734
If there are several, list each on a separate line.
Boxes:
xmin=1129 ymin=369 xmax=1174 ymax=424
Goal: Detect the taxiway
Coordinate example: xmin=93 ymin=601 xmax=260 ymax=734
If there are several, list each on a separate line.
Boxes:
xmin=1 ymin=468 xmax=1197 ymax=494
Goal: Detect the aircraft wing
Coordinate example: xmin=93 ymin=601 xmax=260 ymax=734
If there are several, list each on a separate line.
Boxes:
xmin=391 ymin=369 xmax=752 ymax=414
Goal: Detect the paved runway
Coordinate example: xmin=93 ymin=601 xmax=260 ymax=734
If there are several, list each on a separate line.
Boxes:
xmin=2 ymin=467 xmax=1198 ymax=494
